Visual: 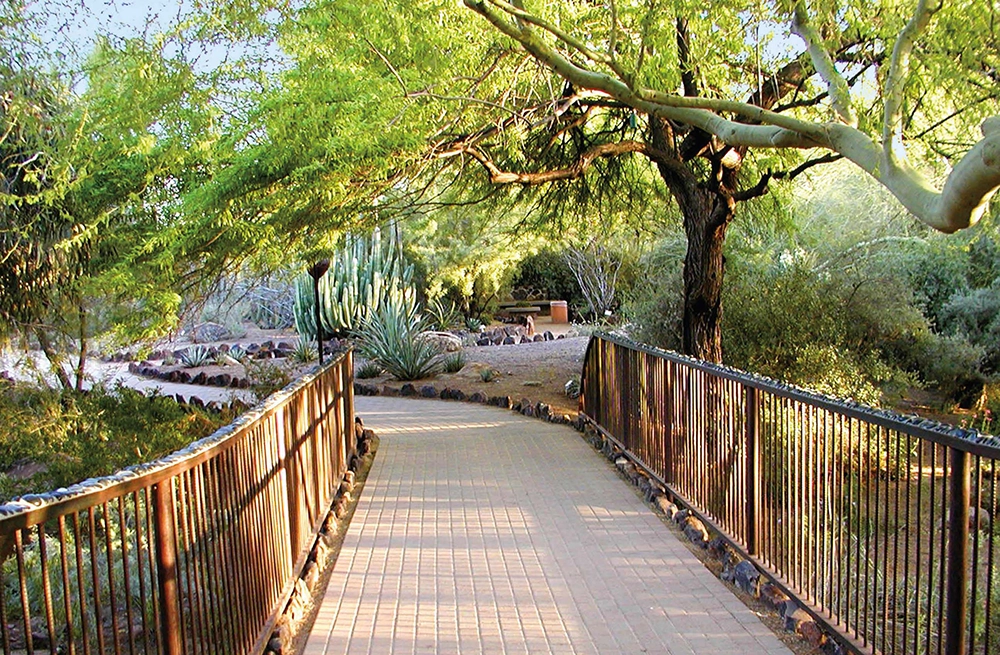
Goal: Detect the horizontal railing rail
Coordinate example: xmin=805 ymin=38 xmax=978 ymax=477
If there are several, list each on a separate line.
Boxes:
xmin=1 ymin=349 xmax=355 ymax=655
xmin=581 ymin=333 xmax=999 ymax=655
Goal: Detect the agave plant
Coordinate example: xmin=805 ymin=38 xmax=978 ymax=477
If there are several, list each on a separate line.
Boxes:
xmin=465 ymin=316 xmax=484 ymax=332
xmin=180 ymin=346 xmax=212 ymax=368
xmin=356 ymin=292 xmax=440 ymax=381
xmin=226 ymin=346 xmax=248 ymax=363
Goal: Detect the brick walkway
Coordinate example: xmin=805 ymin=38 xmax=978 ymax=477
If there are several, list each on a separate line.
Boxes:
xmin=304 ymin=397 xmax=792 ymax=655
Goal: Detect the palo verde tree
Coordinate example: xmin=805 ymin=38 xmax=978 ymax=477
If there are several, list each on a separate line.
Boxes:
xmin=445 ymin=0 xmax=1000 ymax=362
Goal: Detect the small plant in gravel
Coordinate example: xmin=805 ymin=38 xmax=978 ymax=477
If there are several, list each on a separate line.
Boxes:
xmin=479 ymin=367 xmax=501 ymax=383
xmin=180 ymin=345 xmax=212 ymax=368
xmin=356 ymin=360 xmax=384 ymax=379
xmin=442 ymin=351 xmax=467 ymax=373
xmin=292 ymin=338 xmax=314 ymax=363
xmin=226 ymin=346 xmax=248 ymax=363
xmin=465 ymin=316 xmax=484 ymax=332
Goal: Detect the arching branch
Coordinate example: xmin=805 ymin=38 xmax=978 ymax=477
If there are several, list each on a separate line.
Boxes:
xmin=463 ymin=0 xmax=1000 ymax=233
xmin=443 ymin=139 xmax=668 ymax=185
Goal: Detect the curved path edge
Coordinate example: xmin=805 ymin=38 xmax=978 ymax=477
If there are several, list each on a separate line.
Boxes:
xmin=304 ymin=396 xmax=793 ymax=655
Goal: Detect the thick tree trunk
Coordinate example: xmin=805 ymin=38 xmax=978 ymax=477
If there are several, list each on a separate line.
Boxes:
xmin=679 ymin=188 xmax=734 ymax=364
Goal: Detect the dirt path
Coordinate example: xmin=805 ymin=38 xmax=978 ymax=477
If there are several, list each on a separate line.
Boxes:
xmin=357 ymin=335 xmax=590 ymax=417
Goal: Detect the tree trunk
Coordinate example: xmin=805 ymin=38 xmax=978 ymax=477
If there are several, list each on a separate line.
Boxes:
xmin=34 ymin=326 xmax=74 ymax=390
xmin=679 ymin=187 xmax=734 ymax=364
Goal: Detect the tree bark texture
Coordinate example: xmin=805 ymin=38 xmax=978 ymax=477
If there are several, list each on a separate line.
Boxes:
xmin=679 ymin=187 xmax=732 ymax=363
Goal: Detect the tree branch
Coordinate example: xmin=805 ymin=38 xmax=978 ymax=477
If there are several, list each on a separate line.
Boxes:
xmin=790 ymin=1 xmax=856 ymax=126
xmin=733 ymin=172 xmax=772 ymax=202
xmin=450 ymin=139 xmax=664 ymax=185
xmin=773 ymin=152 xmax=843 ymax=180
xmin=676 ymin=18 xmax=698 ymax=98
xmin=883 ymin=0 xmax=937 ymax=160
xmin=483 ymin=0 xmax=631 ymax=82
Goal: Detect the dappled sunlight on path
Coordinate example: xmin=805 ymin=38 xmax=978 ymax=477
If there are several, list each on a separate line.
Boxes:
xmin=304 ymin=397 xmax=792 ymax=655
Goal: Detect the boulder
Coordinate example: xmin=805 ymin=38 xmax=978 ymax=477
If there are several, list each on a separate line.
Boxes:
xmin=191 ymin=322 xmax=231 ymax=343
xmin=417 ymin=331 xmax=463 ymax=353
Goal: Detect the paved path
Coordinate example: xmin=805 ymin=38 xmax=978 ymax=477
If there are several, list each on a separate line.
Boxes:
xmin=304 ymin=397 xmax=792 ymax=655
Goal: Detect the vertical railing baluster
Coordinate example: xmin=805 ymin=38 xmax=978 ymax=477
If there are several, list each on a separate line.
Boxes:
xmin=745 ymin=386 xmax=761 ymax=557
xmin=152 ymin=480 xmax=183 ymax=655
xmin=944 ymin=447 xmax=970 ymax=655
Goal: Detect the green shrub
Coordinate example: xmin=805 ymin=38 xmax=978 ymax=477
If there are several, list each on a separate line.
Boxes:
xmin=442 ymin=351 xmax=466 ymax=373
xmin=479 ymin=367 xmax=500 ymax=382
xmin=0 ymin=383 xmax=227 ymax=501
xmin=512 ymin=249 xmax=583 ymax=309
xmin=243 ymin=359 xmax=293 ymax=403
xmin=291 ymin=338 xmax=314 ymax=363
xmin=356 ymin=293 xmax=440 ymax=381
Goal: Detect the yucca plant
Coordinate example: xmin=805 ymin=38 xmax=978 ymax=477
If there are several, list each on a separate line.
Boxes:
xmin=356 ymin=291 xmax=440 ymax=381
xmin=480 ymin=367 xmax=500 ymax=382
xmin=426 ymin=298 xmax=461 ymax=331
xmin=180 ymin=346 xmax=211 ymax=368
xmin=442 ymin=351 xmax=467 ymax=373
xmin=292 ymin=338 xmax=314 ymax=363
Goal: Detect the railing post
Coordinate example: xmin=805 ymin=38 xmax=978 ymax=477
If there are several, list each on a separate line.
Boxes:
xmin=152 ymin=481 xmax=183 ymax=655
xmin=283 ymin=410 xmax=302 ymax=558
xmin=745 ymin=386 xmax=761 ymax=557
xmin=945 ymin=447 xmax=970 ymax=655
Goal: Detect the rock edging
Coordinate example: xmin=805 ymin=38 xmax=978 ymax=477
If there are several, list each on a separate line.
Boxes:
xmin=264 ymin=417 xmax=379 ymax=655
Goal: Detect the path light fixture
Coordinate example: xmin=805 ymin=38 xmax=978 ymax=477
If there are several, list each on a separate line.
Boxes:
xmin=307 ymin=259 xmax=330 ymax=364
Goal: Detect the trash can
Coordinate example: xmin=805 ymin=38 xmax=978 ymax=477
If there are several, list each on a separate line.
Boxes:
xmin=550 ymin=300 xmax=569 ymax=323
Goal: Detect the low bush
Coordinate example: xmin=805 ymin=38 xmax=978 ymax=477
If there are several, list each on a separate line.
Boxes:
xmin=0 ymin=383 xmax=228 ymax=502
xmin=356 ymin=360 xmax=384 ymax=379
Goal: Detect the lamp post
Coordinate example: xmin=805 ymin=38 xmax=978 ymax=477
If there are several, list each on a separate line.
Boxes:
xmin=307 ymin=259 xmax=330 ymax=364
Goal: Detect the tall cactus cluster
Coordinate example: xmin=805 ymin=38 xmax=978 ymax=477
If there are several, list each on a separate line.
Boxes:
xmin=294 ymin=229 xmax=417 ymax=339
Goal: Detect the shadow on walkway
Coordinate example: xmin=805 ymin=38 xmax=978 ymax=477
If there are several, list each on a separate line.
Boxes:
xmin=304 ymin=397 xmax=792 ymax=655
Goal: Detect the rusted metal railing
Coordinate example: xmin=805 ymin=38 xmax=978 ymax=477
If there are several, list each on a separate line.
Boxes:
xmin=581 ymin=333 xmax=999 ymax=655
xmin=0 ymin=350 xmax=355 ymax=654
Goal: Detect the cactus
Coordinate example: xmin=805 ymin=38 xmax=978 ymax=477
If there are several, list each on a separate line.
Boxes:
xmin=294 ymin=228 xmax=416 ymax=339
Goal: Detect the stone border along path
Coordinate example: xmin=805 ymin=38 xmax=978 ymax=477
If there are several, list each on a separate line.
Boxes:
xmin=303 ymin=396 xmax=793 ymax=655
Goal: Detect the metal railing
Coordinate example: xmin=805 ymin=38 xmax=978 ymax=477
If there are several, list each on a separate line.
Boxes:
xmin=0 ymin=350 xmax=355 ymax=655
xmin=581 ymin=333 xmax=999 ymax=655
